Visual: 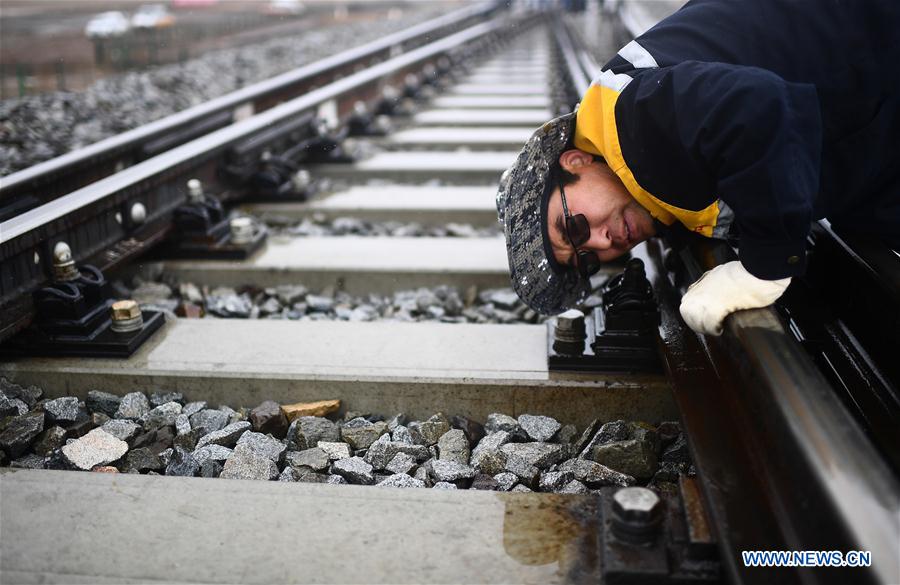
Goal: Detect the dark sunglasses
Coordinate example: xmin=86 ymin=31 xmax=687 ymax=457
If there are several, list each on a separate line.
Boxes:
xmin=559 ymin=179 xmax=602 ymax=280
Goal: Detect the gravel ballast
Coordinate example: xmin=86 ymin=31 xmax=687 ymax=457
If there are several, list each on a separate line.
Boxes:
xmin=125 ymin=276 xmax=557 ymax=326
xmin=0 ymin=378 xmax=695 ymax=496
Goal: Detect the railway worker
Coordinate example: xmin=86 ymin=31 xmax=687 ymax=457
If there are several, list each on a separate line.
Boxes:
xmin=495 ymin=0 xmax=900 ymax=335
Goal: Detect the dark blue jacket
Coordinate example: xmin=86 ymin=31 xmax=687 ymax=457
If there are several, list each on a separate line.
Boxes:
xmin=573 ymin=0 xmax=900 ymax=279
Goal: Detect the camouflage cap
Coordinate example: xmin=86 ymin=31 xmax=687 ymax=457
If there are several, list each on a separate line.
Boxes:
xmin=496 ymin=111 xmax=589 ymax=315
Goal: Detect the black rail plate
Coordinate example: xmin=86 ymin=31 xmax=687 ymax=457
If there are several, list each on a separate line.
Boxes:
xmin=0 ymin=310 xmax=165 ymax=358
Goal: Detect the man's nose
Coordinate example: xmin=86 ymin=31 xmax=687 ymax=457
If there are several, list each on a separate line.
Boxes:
xmin=585 ymin=225 xmax=613 ymax=250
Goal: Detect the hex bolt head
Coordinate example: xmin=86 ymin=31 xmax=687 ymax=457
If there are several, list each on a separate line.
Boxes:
xmin=611 ymin=487 xmax=664 ymax=545
xmin=110 ymin=300 xmax=144 ymax=334
xmin=52 ymin=241 xmax=79 ymax=282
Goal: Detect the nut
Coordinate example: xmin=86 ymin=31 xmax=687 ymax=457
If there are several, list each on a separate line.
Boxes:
xmin=230 ymin=216 xmax=255 ymax=245
xmin=111 ymin=300 xmax=141 ymax=321
xmin=52 ymin=241 xmax=79 ymax=282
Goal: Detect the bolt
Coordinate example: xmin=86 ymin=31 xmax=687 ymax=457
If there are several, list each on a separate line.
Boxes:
xmin=382 ymin=85 xmax=399 ymax=102
xmin=111 ymin=299 xmax=141 ymax=320
xmin=52 ymin=241 xmax=79 ymax=282
xmin=353 ymin=100 xmax=368 ymax=116
xmin=110 ymin=299 xmax=144 ymax=333
xmin=374 ymin=115 xmax=392 ymax=134
xmin=230 ymin=216 xmax=254 ymax=245
xmin=187 ymin=179 xmax=204 ymax=204
xmin=292 ymin=169 xmax=311 ymax=192
xmin=314 ymin=117 xmax=330 ymax=137
xmin=553 ymin=308 xmax=586 ymax=356
xmin=130 ymin=202 xmax=147 ymax=225
xmin=611 ymin=487 xmax=663 ymax=545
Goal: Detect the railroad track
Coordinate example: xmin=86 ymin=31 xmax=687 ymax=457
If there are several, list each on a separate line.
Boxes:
xmin=1 ymin=3 xmax=899 ymax=584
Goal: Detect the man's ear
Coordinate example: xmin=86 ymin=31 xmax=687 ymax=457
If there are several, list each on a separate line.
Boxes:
xmin=558 ymin=149 xmax=594 ymax=172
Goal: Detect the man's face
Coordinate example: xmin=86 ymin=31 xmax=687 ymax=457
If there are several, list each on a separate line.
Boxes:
xmin=546 ymin=150 xmax=656 ymax=269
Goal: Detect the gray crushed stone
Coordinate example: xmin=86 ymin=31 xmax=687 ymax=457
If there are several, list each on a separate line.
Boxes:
xmin=235 ymin=431 xmax=286 ymax=463
xmin=494 ymin=471 xmax=519 ymax=492
xmin=436 ymin=428 xmax=470 ymax=465
xmin=220 ymin=446 xmax=279 ymax=481
xmin=332 ymin=456 xmax=375 ymax=485
xmin=189 ymin=409 xmax=230 ymax=435
xmin=377 ymin=473 xmax=426 ymax=489
xmin=517 ymin=414 xmax=561 ymax=442
xmin=101 ymin=419 xmax=141 ymax=442
xmin=192 ymin=444 xmax=233 ymax=466
xmin=427 ymin=459 xmax=475 ymax=484
xmin=318 ymin=441 xmax=352 ymax=461
xmin=286 ymin=447 xmax=330 ymax=472
xmin=43 ymin=397 xmax=82 ymax=423
xmin=142 ymin=401 xmax=183 ymax=429
xmin=558 ymin=458 xmax=635 ymax=488
xmin=114 ymin=392 xmax=150 ymax=420
xmin=385 ymin=452 xmax=418 ymax=476
xmin=0 ymin=412 xmax=46 ymax=458
xmin=326 ymin=474 xmax=347 ymax=485
xmin=500 ymin=442 xmax=567 ymax=469
xmin=485 ymin=413 xmax=520 ymax=435
xmin=194 ymin=421 xmax=251 ymax=450
xmin=1 ymin=388 xmax=690 ymax=498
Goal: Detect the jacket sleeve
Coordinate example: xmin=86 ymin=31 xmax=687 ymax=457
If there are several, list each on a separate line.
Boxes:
xmin=616 ymin=61 xmax=822 ymax=279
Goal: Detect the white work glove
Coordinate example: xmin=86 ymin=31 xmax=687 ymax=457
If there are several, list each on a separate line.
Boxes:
xmin=679 ymin=260 xmax=791 ymax=336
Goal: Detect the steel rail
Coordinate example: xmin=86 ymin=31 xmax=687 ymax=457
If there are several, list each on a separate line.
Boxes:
xmin=0 ymin=2 xmax=501 ymax=209
xmin=552 ymin=18 xmax=590 ymax=100
xmin=559 ymin=17 xmax=601 ymax=86
xmin=642 ymin=235 xmax=900 ymax=585
xmin=0 ymin=15 xmax=515 ymax=345
xmin=0 ymin=20 xmax=503 ymax=249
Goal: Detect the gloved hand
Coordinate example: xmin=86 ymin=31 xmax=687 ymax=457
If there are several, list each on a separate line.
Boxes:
xmin=679 ymin=260 xmax=791 ymax=336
